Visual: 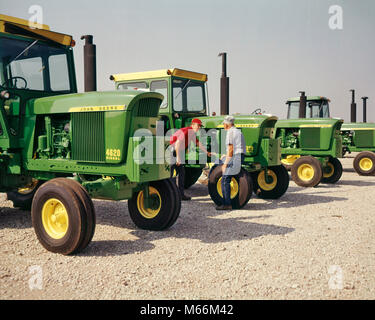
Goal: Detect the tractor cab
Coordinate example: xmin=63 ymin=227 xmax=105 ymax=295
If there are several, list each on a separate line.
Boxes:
xmin=110 ymin=68 xmax=208 ymax=133
xmin=0 ymin=14 xmax=77 ymax=149
xmin=286 ymin=96 xmax=330 ymax=119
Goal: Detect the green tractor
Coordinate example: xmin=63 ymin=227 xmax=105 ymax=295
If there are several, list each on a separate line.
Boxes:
xmin=275 ymin=92 xmax=344 ymax=187
xmin=0 ymin=15 xmax=181 ymax=255
xmin=111 ymin=68 xmax=289 ymax=208
xmin=286 ymin=91 xmax=375 ymax=176
xmin=341 ymin=122 xmax=375 ymax=175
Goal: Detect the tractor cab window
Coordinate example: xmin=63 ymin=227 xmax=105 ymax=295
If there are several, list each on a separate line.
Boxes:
xmin=287 ymin=100 xmax=330 ymax=119
xmin=0 ymin=36 xmax=72 ymax=92
xmin=150 ymin=80 xmax=168 ymax=108
xmin=172 ymin=79 xmax=206 ymax=113
xmin=117 ymin=81 xmax=147 ymax=91
xmin=308 ymin=100 xmax=330 ymax=118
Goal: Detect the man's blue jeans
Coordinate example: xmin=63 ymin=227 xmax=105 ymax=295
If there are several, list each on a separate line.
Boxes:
xmin=221 ymin=153 xmax=245 ymax=206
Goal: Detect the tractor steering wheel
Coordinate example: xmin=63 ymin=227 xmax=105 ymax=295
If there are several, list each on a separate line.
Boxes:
xmin=251 ymin=108 xmax=263 ymax=115
xmin=1 ymin=76 xmax=28 ymax=89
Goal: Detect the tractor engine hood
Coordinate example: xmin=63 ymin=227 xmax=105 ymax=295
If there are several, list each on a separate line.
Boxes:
xmin=29 ymin=91 xmax=164 ymax=114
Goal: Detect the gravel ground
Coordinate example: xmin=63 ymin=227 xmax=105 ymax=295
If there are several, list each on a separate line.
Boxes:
xmin=1 ymin=154 xmax=375 ymax=300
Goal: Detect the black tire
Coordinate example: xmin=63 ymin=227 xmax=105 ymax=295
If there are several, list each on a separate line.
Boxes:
xmin=7 ymin=179 xmax=44 ymax=210
xmin=128 ymin=179 xmax=180 ymax=230
xmin=353 ymin=151 xmax=375 ymax=176
xmin=184 ymin=167 xmax=203 ymax=189
xmin=282 ymin=163 xmax=292 ymax=171
xmin=321 ymin=157 xmax=343 ymax=184
xmin=291 ymin=156 xmax=323 ymax=188
xmin=163 ymin=178 xmax=182 ymax=229
xmin=31 ymin=178 xmax=95 ymax=255
xmin=53 ymin=178 xmax=96 ymax=253
xmin=252 ymin=165 xmax=290 ymax=199
xmin=208 ymin=165 xmax=252 ymax=209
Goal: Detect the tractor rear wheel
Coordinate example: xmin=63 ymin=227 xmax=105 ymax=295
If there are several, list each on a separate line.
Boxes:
xmin=321 ymin=157 xmax=343 ymax=184
xmin=291 ymin=156 xmax=323 ymax=188
xmin=353 ymin=151 xmax=375 ymax=176
xmin=7 ymin=179 xmax=44 ymax=210
xmin=252 ymin=165 xmax=290 ymax=199
xmin=128 ymin=179 xmax=180 ymax=230
xmin=31 ymin=178 xmax=95 ymax=255
xmin=208 ymin=165 xmax=252 ymax=209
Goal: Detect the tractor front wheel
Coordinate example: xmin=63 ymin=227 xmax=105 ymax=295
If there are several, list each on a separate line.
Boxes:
xmin=321 ymin=157 xmax=343 ymax=184
xmin=208 ymin=165 xmax=252 ymax=209
xmin=128 ymin=179 xmax=181 ymax=230
xmin=291 ymin=156 xmax=323 ymax=188
xmin=353 ymin=151 xmax=375 ymax=176
xmin=31 ymin=178 xmax=95 ymax=255
xmin=252 ymin=165 xmax=289 ymax=199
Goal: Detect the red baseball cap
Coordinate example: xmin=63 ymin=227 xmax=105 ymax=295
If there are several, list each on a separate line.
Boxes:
xmin=191 ymin=118 xmax=204 ymax=127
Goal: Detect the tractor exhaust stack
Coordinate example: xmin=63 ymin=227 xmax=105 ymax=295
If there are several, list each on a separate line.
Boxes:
xmin=81 ymin=35 xmax=97 ymax=92
xmin=350 ymin=89 xmax=357 ymax=123
xmin=299 ymin=91 xmax=307 ymax=118
xmin=362 ymin=97 xmax=368 ymax=123
xmin=218 ymin=52 xmax=229 ymax=115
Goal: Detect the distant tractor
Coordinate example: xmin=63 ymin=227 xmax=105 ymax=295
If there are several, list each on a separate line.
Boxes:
xmin=276 ymin=92 xmax=344 ymax=187
xmin=0 ymin=15 xmax=181 ymax=255
xmin=285 ymin=92 xmax=375 ymax=176
xmin=111 ymin=68 xmax=289 ymax=208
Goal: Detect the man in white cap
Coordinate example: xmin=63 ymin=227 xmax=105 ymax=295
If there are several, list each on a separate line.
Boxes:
xmin=216 ymin=115 xmax=246 ymax=210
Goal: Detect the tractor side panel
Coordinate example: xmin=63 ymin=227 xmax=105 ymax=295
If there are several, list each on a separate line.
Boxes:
xmin=353 ymin=130 xmax=375 ymax=148
xmin=299 ymin=127 xmax=332 ymax=150
xmin=241 ymin=128 xmax=261 ymax=156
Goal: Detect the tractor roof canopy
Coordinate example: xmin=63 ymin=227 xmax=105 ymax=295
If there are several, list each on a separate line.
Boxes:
xmin=111 ymin=68 xmax=208 ymax=83
xmin=287 ymin=96 xmax=330 ymax=103
xmin=0 ymin=14 xmax=74 ymax=47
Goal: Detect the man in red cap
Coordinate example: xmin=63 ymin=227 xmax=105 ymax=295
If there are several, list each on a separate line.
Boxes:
xmin=170 ymin=118 xmax=211 ymax=200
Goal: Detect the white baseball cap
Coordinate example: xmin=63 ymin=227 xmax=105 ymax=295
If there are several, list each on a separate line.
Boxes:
xmin=223 ymin=115 xmax=235 ymax=124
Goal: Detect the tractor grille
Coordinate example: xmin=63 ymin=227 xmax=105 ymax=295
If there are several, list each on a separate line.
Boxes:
xmin=71 ymin=112 xmax=105 ymax=162
xmin=136 ymin=98 xmax=160 ymax=117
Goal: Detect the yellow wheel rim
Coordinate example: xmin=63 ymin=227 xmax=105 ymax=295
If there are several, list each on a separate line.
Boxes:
xmin=257 ymin=170 xmax=277 ymax=191
xmin=42 ymin=198 xmax=69 ymax=240
xmin=136 ymin=187 xmax=162 ymax=219
xmin=217 ymin=177 xmax=239 ymax=199
xmin=18 ymin=179 xmax=39 ymax=195
xmin=281 ymin=155 xmax=300 ymax=166
xmin=297 ymin=164 xmax=315 ymax=182
xmin=359 ymin=157 xmax=373 ymax=171
xmin=323 ymin=162 xmax=335 ymax=178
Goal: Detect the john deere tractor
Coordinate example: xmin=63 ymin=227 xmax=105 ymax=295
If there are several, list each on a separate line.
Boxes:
xmin=341 ymin=122 xmax=375 ymax=175
xmin=286 ymin=92 xmax=375 ymax=176
xmin=111 ymin=68 xmax=289 ymax=209
xmin=276 ymin=93 xmax=344 ymax=188
xmin=0 ymin=15 xmax=181 ymax=255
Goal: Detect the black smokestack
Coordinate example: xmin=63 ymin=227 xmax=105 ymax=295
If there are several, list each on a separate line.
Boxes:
xmin=218 ymin=52 xmax=229 ymax=115
xmin=350 ymin=89 xmax=356 ymax=123
xmin=362 ymin=97 xmax=368 ymax=123
xmin=299 ymin=91 xmax=307 ymax=118
xmin=81 ymin=35 xmax=97 ymax=92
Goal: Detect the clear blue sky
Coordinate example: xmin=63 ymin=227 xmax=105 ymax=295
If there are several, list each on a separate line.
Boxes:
xmin=1 ymin=0 xmax=374 ymax=121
